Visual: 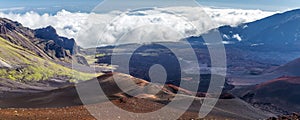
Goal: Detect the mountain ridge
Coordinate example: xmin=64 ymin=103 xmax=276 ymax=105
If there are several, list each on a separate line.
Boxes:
xmin=0 ymin=17 xmax=96 ymax=92
xmin=0 ymin=17 xmax=79 ymax=62
xmin=241 ymin=76 xmax=300 ymax=114
xmin=186 ymin=9 xmax=300 ymax=51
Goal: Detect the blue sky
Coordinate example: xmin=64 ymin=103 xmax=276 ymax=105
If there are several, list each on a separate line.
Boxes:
xmin=0 ymin=0 xmax=299 ymax=13
xmin=0 ymin=0 xmax=100 ymax=14
xmin=198 ymin=0 xmax=300 ymax=11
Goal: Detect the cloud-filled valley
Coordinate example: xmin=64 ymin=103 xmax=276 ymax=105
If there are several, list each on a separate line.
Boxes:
xmin=0 ymin=6 xmax=277 ymax=48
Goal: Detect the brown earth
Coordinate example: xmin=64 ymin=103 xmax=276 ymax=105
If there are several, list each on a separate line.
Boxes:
xmin=240 ymin=76 xmax=300 ymax=114
xmin=0 ymin=97 xmax=268 ymax=120
xmin=0 ymin=73 xmax=272 ymax=119
xmin=267 ymin=112 xmax=300 ymax=120
xmin=0 ymin=98 xmax=212 ymax=120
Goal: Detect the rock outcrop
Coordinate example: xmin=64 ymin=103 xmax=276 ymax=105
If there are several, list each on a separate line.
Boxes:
xmin=0 ymin=18 xmax=81 ymax=63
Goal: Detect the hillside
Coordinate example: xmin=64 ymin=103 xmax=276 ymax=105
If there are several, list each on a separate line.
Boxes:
xmin=273 ymin=58 xmax=300 ymax=76
xmin=217 ymin=9 xmax=300 ymax=51
xmin=0 ymin=72 xmax=272 ymax=119
xmin=0 ymin=18 xmax=90 ymax=65
xmin=0 ymin=18 xmax=97 ymax=93
xmin=240 ymin=76 xmax=300 ymax=114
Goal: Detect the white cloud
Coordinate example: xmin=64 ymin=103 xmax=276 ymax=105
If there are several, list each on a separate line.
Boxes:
xmin=0 ymin=10 xmax=90 ymax=39
xmin=223 ymin=34 xmax=230 ymax=39
xmin=0 ymin=7 xmax=25 ymax=11
xmin=233 ymin=34 xmax=242 ymax=41
xmin=203 ymin=7 xmax=276 ymax=27
xmin=0 ymin=7 xmax=277 ymax=48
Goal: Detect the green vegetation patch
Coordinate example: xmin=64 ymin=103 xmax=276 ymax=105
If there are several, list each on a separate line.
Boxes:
xmin=0 ymin=37 xmax=100 ymax=82
xmin=95 ymin=53 xmax=106 ymax=58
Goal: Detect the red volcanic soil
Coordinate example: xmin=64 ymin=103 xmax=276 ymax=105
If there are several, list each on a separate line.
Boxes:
xmin=0 ymin=97 xmax=269 ymax=120
xmin=256 ymin=76 xmax=300 ymax=89
xmin=0 ymin=73 xmax=270 ymax=119
xmin=0 ymin=106 xmax=94 ymax=120
xmin=166 ymin=84 xmax=208 ymax=97
xmin=0 ymin=98 xmax=203 ymax=120
xmin=268 ymin=112 xmax=300 ymax=120
xmin=243 ymin=76 xmax=300 ymax=113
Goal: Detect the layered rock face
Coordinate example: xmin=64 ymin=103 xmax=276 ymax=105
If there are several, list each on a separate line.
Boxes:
xmin=0 ymin=18 xmax=80 ymax=62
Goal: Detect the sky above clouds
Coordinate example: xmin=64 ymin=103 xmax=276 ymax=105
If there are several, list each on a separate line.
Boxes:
xmin=0 ymin=0 xmax=299 ymax=47
xmin=198 ymin=0 xmax=300 ymax=11
xmin=0 ymin=0 xmax=299 ymax=12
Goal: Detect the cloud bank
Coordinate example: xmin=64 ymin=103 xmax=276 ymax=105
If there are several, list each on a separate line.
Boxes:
xmin=0 ymin=7 xmax=276 ymax=48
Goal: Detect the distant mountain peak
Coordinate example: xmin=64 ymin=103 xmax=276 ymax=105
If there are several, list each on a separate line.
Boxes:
xmin=190 ymin=8 xmax=300 ymax=51
xmin=43 ymin=25 xmax=57 ymax=34
xmin=34 ymin=25 xmax=78 ymax=55
xmin=34 ymin=25 xmax=59 ymax=40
